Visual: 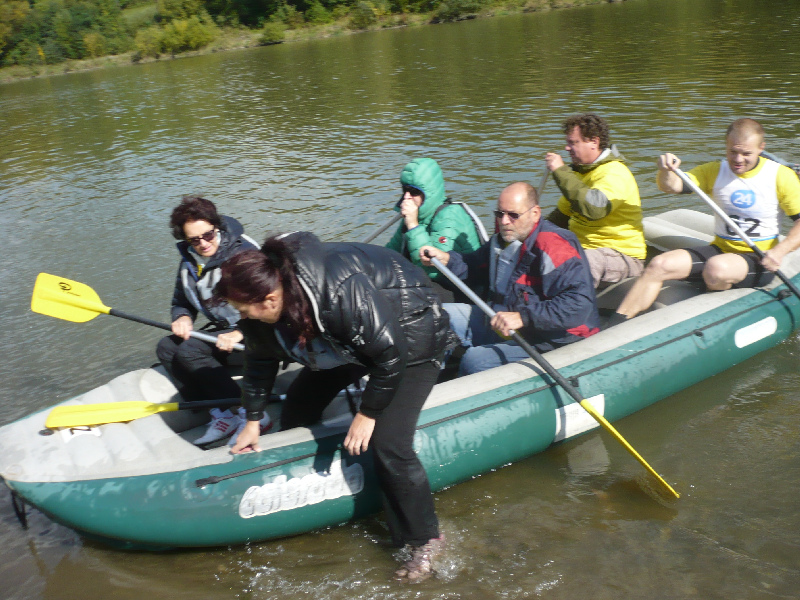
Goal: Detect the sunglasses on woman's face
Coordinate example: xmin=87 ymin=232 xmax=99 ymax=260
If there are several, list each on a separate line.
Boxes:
xmin=187 ymin=229 xmax=216 ymax=246
xmin=402 ymin=185 xmax=423 ymax=197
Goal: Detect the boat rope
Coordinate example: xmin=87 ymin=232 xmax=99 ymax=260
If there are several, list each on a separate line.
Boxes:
xmin=195 ymin=380 xmax=557 ymax=488
xmin=195 ymin=290 xmax=793 ymax=488
xmin=575 ymin=291 xmax=791 ymax=380
xmin=195 ymin=451 xmax=319 ymax=487
xmin=10 ymin=490 xmax=28 ymax=529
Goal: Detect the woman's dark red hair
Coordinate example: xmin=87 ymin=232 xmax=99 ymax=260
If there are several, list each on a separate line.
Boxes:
xmin=214 ymin=237 xmax=315 ymax=346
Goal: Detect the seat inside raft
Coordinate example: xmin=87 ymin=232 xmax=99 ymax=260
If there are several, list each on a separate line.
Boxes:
xmin=596 ymin=209 xmax=714 ymax=313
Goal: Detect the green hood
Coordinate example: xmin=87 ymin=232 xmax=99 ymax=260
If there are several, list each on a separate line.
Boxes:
xmin=398 ymin=158 xmax=447 ymax=223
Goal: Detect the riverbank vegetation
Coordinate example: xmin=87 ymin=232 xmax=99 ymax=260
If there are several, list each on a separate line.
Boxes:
xmin=0 ymin=0 xmax=623 ymax=82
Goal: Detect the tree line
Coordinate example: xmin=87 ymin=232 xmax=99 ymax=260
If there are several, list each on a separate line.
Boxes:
xmin=0 ymin=0 xmax=518 ymax=67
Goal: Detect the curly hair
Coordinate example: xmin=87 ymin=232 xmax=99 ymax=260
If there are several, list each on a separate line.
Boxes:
xmin=214 ymin=237 xmax=316 ymax=347
xmin=169 ymin=196 xmax=223 ymax=240
xmin=562 ymin=113 xmax=610 ymax=150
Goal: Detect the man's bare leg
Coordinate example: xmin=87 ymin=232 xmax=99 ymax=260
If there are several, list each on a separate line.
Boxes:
xmin=702 ymin=253 xmax=749 ymax=290
xmin=615 ymin=249 xmax=694 ymax=319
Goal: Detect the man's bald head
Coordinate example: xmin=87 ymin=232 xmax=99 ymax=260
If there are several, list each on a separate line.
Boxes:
xmin=496 ymin=182 xmax=541 ymax=243
xmin=501 ymin=181 xmax=539 ymax=208
xmin=726 ymin=118 xmax=765 ymax=146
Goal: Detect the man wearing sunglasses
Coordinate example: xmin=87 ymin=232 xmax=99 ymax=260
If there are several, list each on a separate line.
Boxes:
xmin=545 ymin=113 xmax=646 ymax=289
xmin=420 ymin=181 xmax=600 ymax=376
xmin=386 ymin=158 xmax=487 ymax=301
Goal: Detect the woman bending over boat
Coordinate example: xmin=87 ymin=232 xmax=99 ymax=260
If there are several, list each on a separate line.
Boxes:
xmin=156 ymin=196 xmax=271 ymax=446
xmin=214 ymin=232 xmax=454 ymax=582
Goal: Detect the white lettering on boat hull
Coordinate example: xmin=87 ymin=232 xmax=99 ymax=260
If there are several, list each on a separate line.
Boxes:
xmin=734 ymin=317 xmax=777 ymax=348
xmin=238 ymin=460 xmax=364 ymax=519
xmin=553 ymin=394 xmax=604 ymax=442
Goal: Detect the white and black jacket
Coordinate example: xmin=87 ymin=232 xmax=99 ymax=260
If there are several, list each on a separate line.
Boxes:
xmin=170 ymin=215 xmax=259 ymax=329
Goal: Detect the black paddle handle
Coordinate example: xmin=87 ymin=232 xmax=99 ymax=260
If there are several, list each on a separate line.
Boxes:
xmin=176 ymin=398 xmax=241 ymax=411
xmin=363 ymin=213 xmax=403 ymax=243
xmin=109 ymin=308 xmax=245 ymax=351
xmin=110 ymin=308 xmax=172 ymax=331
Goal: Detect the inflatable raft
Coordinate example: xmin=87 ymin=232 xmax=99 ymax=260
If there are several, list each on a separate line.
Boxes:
xmin=2 ymin=209 xmax=800 ymax=549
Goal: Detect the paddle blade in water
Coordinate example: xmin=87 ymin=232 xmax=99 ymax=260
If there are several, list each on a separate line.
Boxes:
xmin=45 ymin=401 xmax=180 ymax=428
xmin=31 ymin=273 xmax=110 ymax=323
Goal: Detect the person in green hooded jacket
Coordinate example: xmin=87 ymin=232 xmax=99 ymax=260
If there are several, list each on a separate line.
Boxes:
xmin=386 ymin=158 xmax=487 ymax=300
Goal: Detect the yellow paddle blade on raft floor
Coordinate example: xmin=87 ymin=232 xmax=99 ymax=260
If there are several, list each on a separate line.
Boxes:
xmin=44 ymin=401 xmax=185 ymax=429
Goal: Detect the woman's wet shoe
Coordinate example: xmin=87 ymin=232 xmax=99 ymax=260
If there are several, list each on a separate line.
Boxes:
xmin=394 ymin=535 xmax=444 ymax=583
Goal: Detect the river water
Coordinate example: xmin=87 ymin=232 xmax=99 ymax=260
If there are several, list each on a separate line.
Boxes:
xmin=1 ymin=0 xmax=799 ymax=597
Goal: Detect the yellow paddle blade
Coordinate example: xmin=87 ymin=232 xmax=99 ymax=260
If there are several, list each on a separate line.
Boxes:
xmin=31 ymin=273 xmax=111 ymax=323
xmin=579 ymin=399 xmax=680 ymax=499
xmin=45 ymin=401 xmax=180 ymax=429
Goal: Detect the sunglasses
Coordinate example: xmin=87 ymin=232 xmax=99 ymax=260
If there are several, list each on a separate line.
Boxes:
xmin=401 ymin=185 xmax=424 ymax=197
xmin=187 ymin=229 xmax=217 ymax=246
xmin=493 ymin=206 xmax=535 ymax=221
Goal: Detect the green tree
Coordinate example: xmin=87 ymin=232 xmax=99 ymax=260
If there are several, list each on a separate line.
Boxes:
xmin=157 ymin=0 xmax=203 ymax=20
xmin=134 ymin=22 xmax=162 ymax=55
xmin=82 ymin=30 xmax=106 ymax=55
xmin=348 ymin=1 xmax=376 ymax=29
xmin=160 ymin=13 xmax=217 ymax=53
xmin=304 ymin=1 xmax=331 ymax=24
xmin=203 ymin=0 xmax=283 ymax=28
xmin=0 ymin=0 xmax=30 ymax=54
xmin=258 ymin=18 xmax=284 ymax=43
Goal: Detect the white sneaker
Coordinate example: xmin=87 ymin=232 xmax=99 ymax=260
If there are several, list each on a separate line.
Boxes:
xmin=193 ymin=408 xmax=241 ymax=446
xmin=228 ymin=408 xmax=273 ymax=446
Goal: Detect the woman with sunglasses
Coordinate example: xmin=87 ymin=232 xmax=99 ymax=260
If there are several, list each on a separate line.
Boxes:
xmin=156 ymin=196 xmax=271 ymax=446
xmin=386 ymin=158 xmax=487 ymax=301
xmin=214 ymin=232 xmax=454 ymax=581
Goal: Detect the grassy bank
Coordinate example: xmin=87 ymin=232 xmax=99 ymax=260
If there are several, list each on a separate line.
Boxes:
xmin=0 ymin=0 xmax=625 ymax=85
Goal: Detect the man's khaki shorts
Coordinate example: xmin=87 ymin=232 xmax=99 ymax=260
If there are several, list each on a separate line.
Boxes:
xmin=584 ymin=247 xmax=645 ymax=289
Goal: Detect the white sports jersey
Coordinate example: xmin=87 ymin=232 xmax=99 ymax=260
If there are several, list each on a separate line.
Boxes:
xmin=712 ymin=158 xmax=780 ymax=245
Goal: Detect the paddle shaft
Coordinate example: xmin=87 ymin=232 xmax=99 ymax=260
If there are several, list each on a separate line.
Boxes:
xmin=536 ymin=169 xmax=549 ymax=197
xmin=428 ymin=256 xmax=584 ymax=404
xmin=428 ymin=254 xmax=680 ymax=499
xmin=110 ymin=308 xmax=244 ymax=351
xmin=363 ymin=213 xmax=403 ymax=243
xmin=673 ymin=167 xmax=800 ymax=301
xmin=171 ymin=398 xmax=240 ymax=410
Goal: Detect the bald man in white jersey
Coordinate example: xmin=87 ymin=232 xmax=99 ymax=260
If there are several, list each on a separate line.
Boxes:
xmin=611 ymin=118 xmax=800 ymax=323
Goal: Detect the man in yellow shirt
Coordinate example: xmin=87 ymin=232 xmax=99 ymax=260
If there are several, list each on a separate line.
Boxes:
xmin=613 ymin=118 xmax=800 ymax=323
xmin=545 ymin=113 xmax=646 ymax=288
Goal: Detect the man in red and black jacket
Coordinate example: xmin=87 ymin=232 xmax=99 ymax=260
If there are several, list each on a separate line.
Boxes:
xmin=421 ymin=181 xmax=600 ymax=376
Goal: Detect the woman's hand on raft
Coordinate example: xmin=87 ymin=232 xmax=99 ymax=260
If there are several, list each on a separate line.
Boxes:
xmin=230 ymin=420 xmax=262 ymax=454
xmin=216 ymin=329 xmax=244 ymax=352
xmin=344 ymin=413 xmax=376 ymax=456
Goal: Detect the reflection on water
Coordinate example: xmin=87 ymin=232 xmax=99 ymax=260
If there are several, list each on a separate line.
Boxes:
xmin=2 ymin=0 xmax=800 ymax=597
